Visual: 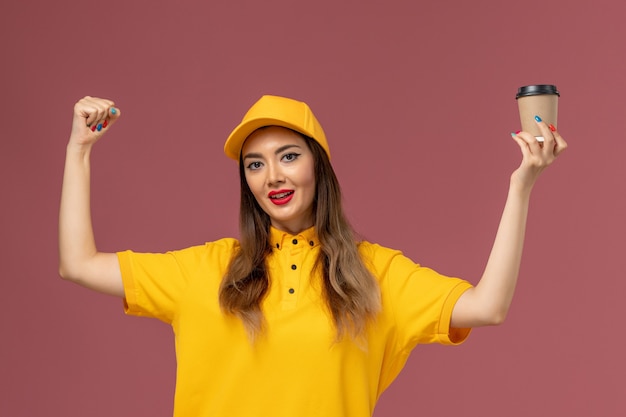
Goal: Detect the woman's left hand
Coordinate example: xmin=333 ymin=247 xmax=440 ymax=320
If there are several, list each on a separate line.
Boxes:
xmin=510 ymin=117 xmax=568 ymax=191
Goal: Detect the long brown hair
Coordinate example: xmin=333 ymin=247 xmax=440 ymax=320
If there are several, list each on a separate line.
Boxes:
xmin=219 ymin=131 xmax=381 ymax=340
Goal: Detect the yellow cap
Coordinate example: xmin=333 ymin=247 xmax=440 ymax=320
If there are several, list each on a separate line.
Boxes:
xmin=224 ymin=95 xmax=330 ymax=161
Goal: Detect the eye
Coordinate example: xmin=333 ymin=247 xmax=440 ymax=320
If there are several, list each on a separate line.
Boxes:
xmin=282 ymin=153 xmax=300 ymax=162
xmin=246 ymin=161 xmax=263 ymax=170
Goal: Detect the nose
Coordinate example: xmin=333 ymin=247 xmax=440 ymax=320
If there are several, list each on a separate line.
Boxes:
xmin=266 ymin=161 xmax=285 ymax=186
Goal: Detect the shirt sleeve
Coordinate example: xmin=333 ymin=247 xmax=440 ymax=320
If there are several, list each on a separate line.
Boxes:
xmin=367 ymin=244 xmax=473 ymax=351
xmin=117 ymin=240 xmax=236 ymax=324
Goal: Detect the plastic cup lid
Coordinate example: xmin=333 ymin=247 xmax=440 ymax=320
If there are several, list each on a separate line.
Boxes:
xmin=516 ymin=85 xmax=560 ymax=99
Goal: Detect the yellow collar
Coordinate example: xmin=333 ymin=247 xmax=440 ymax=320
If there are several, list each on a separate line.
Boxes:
xmin=269 ymin=226 xmax=319 ymax=250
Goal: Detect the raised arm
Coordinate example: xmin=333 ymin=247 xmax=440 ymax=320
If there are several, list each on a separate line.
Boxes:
xmin=58 ymin=96 xmax=124 ymax=297
xmin=451 ymin=118 xmax=567 ymax=328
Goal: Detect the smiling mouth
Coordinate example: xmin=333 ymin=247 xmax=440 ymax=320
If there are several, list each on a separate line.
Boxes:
xmin=268 ymin=190 xmax=294 ymax=205
xmin=269 ymin=191 xmax=294 ymax=199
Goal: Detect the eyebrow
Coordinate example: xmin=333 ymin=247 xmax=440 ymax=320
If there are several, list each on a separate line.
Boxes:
xmin=242 ymin=144 xmax=302 ymax=160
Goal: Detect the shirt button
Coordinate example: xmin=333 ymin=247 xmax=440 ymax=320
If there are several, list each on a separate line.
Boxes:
xmin=289 ymin=288 xmax=295 ymax=294
xmin=276 ymin=243 xmax=280 ymax=248
xmin=292 ymin=239 xmax=298 ymax=245
xmin=309 ymin=241 xmax=314 ymax=246
xmin=291 ymin=264 xmax=297 ymax=270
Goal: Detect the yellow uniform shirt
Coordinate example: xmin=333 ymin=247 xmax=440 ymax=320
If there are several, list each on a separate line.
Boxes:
xmin=118 ymin=227 xmax=472 ymax=417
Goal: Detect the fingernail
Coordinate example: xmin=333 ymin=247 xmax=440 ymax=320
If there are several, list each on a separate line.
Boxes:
xmin=91 ymin=125 xmax=97 ymax=132
xmin=534 ymin=115 xmax=542 ymax=122
xmin=549 ymin=124 xmax=556 ymax=131
xmin=96 ymin=123 xmax=103 ymax=132
xmin=515 ymin=130 xmax=522 ymax=134
xmin=102 ymin=120 xmax=108 ymax=128
xmin=511 ymin=132 xmax=517 ymax=137
xmin=110 ymin=108 xmax=117 ymax=115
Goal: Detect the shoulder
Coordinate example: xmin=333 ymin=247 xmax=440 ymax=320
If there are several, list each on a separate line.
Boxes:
xmin=204 ymin=237 xmax=240 ymax=252
xmin=181 ymin=237 xmax=240 ymax=260
xmin=358 ymin=241 xmax=408 ymax=276
xmin=357 ymin=241 xmax=400 ymax=258
xmin=122 ymin=238 xmax=241 ymax=267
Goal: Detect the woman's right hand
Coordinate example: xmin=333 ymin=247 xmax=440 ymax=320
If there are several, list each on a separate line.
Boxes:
xmin=69 ymin=96 xmax=121 ymax=147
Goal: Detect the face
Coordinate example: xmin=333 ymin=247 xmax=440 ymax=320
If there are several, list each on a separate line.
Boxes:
xmin=241 ymin=126 xmax=316 ymax=235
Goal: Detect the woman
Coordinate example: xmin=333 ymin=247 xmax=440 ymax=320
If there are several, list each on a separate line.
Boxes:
xmin=59 ymin=95 xmax=567 ymax=416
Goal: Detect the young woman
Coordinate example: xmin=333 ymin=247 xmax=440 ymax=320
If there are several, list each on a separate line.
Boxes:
xmin=59 ymin=95 xmax=567 ymax=417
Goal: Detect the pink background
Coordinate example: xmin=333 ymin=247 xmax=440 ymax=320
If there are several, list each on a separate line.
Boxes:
xmin=2 ymin=0 xmax=625 ymax=415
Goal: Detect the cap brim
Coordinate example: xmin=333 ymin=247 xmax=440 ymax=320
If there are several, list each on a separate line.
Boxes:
xmin=224 ymin=117 xmax=315 ymax=161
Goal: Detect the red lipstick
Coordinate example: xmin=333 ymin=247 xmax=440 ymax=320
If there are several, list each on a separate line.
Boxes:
xmin=268 ymin=189 xmax=294 ymax=205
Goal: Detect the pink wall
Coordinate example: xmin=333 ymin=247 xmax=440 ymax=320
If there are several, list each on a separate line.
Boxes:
xmin=1 ymin=0 xmax=624 ymax=415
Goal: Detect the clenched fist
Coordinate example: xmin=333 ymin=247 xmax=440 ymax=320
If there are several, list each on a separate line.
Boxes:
xmin=69 ymin=96 xmax=121 ymax=148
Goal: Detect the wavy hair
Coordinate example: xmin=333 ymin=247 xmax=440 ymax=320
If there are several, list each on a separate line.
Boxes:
xmin=219 ymin=130 xmax=381 ymax=341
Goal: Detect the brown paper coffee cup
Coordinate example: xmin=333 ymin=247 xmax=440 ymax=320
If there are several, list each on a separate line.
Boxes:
xmin=516 ymin=85 xmax=559 ymax=142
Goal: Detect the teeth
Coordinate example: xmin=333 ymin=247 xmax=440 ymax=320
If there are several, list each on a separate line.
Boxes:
xmin=270 ymin=191 xmax=292 ymax=199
